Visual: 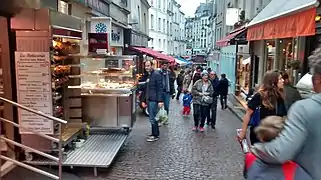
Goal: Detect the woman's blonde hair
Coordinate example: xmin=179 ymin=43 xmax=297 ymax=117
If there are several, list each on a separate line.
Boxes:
xmin=254 ymin=116 xmax=286 ymax=142
xmin=257 ymin=70 xmax=284 ymax=109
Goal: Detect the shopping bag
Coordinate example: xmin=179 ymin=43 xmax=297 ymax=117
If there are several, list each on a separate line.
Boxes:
xmin=156 ymin=107 xmax=168 ymax=124
xmin=248 ymin=107 xmax=261 ymax=127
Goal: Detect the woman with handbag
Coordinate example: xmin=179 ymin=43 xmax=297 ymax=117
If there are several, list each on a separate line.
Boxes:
xmin=191 ymin=71 xmax=214 ymax=132
xmin=238 ymin=70 xmax=287 ymax=144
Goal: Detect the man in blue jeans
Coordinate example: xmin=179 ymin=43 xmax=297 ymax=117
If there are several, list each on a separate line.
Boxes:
xmin=144 ymin=60 xmax=164 ymax=142
xmin=159 ymin=61 xmax=175 ymax=120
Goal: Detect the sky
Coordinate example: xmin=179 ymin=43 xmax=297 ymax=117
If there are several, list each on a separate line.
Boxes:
xmin=177 ymin=0 xmax=205 ymax=17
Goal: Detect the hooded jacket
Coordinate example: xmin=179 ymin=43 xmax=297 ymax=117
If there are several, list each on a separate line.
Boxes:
xmin=252 ymin=94 xmax=321 ymax=179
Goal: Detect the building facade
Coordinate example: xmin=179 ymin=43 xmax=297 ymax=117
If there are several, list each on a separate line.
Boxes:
xmin=184 ymin=2 xmax=213 ymax=55
xmin=147 ymin=0 xmax=186 ymax=55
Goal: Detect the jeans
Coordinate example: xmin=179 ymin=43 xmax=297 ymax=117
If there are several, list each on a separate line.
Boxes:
xmin=220 ymin=95 xmax=227 ymax=109
xmin=148 ymin=101 xmax=160 ymax=137
xmin=163 ymin=92 xmax=171 ymax=114
xmin=210 ymin=96 xmax=218 ymax=126
xmin=193 ymin=104 xmax=209 ymax=128
xmin=176 ymin=89 xmax=182 ymax=100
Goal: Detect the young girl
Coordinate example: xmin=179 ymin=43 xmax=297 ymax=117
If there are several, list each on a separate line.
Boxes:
xmin=182 ymin=90 xmax=192 ymax=116
xmin=244 ymin=116 xmax=311 ymax=180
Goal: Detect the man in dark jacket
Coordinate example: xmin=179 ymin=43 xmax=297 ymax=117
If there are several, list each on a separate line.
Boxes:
xmin=208 ymin=71 xmax=220 ymax=129
xmin=159 ymin=61 xmax=175 ymax=116
xmin=192 ymin=66 xmax=202 ymax=85
xmin=176 ymin=70 xmax=185 ymax=100
xmin=144 ymin=60 xmax=164 ymax=142
xmin=281 ymin=72 xmax=302 ymax=111
xmin=218 ymin=74 xmax=229 ymax=109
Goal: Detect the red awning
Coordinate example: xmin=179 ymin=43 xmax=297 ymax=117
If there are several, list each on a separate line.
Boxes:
xmin=130 ymin=46 xmax=175 ymax=62
xmin=216 ymin=27 xmax=246 ymax=47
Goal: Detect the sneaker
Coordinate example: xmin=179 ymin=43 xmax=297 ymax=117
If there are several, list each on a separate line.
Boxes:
xmin=192 ymin=126 xmax=197 ymax=131
xmin=146 ymin=136 xmax=159 ymax=142
xmin=211 ymin=125 xmax=216 ymax=130
xmin=145 ymin=133 xmax=152 ymax=137
xmin=199 ymin=127 xmax=205 ymax=132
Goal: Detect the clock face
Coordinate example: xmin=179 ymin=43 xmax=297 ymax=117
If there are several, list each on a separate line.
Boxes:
xmin=95 ymin=22 xmax=108 ymax=33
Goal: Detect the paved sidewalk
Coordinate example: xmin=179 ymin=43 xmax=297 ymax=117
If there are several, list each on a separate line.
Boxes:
xmin=5 ymin=99 xmax=244 ymax=180
xmin=227 ymin=95 xmax=246 ymax=122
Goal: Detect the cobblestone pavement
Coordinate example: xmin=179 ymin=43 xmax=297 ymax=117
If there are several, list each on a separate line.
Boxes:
xmin=4 ymin=99 xmax=244 ymax=180
xmin=77 ymin=99 xmax=244 ymax=180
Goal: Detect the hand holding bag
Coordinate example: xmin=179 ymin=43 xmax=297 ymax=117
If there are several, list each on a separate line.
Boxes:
xmin=202 ymin=95 xmax=213 ymax=105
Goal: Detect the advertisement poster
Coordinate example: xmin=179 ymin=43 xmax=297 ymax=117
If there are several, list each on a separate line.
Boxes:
xmin=15 ymin=52 xmax=53 ymax=135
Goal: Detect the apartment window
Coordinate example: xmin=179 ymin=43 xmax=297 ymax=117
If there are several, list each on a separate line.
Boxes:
xmin=159 ymin=39 xmax=161 ymax=49
xmin=158 ymin=18 xmax=161 ymax=31
xmin=163 ymin=0 xmax=166 ymax=10
xmin=204 ymin=39 xmax=207 ymax=47
xmin=151 ymin=39 xmax=154 ymax=47
xmin=163 ymin=19 xmax=165 ymax=32
xmin=151 ymin=14 xmax=154 ymax=29
xmin=144 ymin=13 xmax=147 ymax=32
xmin=150 ymin=0 xmax=154 ymax=6
xmin=167 ymin=21 xmax=169 ymax=33
xmin=137 ymin=5 xmax=141 ymax=24
xmin=158 ymin=0 xmax=161 ymax=8
xmin=58 ymin=0 xmax=69 ymax=14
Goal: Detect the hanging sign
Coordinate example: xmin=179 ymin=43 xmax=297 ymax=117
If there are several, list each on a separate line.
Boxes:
xmin=15 ymin=52 xmax=53 ymax=135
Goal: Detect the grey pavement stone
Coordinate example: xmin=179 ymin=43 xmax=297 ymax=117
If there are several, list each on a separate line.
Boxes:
xmin=4 ymin=99 xmax=245 ymax=180
xmin=227 ymin=95 xmax=246 ymax=122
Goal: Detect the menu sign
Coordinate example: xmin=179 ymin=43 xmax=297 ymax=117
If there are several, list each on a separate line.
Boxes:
xmin=15 ymin=52 xmax=53 ymax=135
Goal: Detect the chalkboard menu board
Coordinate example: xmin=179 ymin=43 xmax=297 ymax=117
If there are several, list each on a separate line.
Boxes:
xmin=106 ymin=59 xmax=119 ymax=68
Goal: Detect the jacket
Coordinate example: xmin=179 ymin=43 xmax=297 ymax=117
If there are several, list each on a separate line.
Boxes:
xmin=252 ymin=94 xmax=321 ymax=180
xmin=183 ymin=94 xmax=192 ymax=107
xmin=283 ymin=84 xmax=302 ymax=111
xmin=191 ymin=79 xmax=214 ymax=106
xmin=210 ymin=77 xmax=220 ymax=96
xmin=245 ymin=153 xmax=311 ymax=180
xmin=159 ymin=69 xmax=175 ymax=94
xmin=218 ymin=78 xmax=229 ymax=95
xmin=176 ymin=73 xmax=184 ymax=88
xmin=145 ymin=70 xmax=164 ymax=102
xmin=182 ymin=74 xmax=192 ymax=91
xmin=192 ymin=72 xmax=202 ymax=85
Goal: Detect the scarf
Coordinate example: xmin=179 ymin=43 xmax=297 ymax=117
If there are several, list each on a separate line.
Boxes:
xmin=162 ymin=70 xmax=170 ymax=93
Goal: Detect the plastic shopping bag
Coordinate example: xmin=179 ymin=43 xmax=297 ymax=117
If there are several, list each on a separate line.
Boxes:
xmin=156 ymin=107 xmax=168 ymax=124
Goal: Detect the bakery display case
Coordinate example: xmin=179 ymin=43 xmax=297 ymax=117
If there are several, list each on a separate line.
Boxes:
xmin=68 ymin=55 xmax=138 ymax=131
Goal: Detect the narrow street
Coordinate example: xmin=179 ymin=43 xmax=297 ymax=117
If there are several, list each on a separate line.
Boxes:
xmin=4 ymin=99 xmax=244 ymax=180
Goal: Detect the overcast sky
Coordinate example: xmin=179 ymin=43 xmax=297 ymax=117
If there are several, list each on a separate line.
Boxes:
xmin=177 ymin=0 xmax=205 ymax=17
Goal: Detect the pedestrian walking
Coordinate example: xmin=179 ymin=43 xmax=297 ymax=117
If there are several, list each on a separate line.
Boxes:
xmin=243 ymin=116 xmax=311 ymax=180
xmin=192 ymin=66 xmax=202 ymax=85
xmin=238 ymin=70 xmax=287 ymax=145
xmin=218 ymin=74 xmax=229 ymax=109
xmin=250 ymin=47 xmax=321 ymax=179
xmin=208 ymin=71 xmax=220 ymax=129
xmin=281 ymin=72 xmax=302 ymax=111
xmin=144 ymin=60 xmax=164 ymax=142
xmin=191 ymin=71 xmax=214 ymax=132
xmin=159 ymin=61 xmax=175 ymax=116
xmin=182 ymin=90 xmax=192 ymax=116
xmin=182 ymin=69 xmax=192 ymax=92
xmin=176 ymin=70 xmax=185 ymax=100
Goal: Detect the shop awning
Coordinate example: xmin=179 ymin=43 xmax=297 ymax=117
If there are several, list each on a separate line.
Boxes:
xmin=175 ymin=56 xmax=192 ymax=65
xmin=129 ymin=46 xmax=175 ymax=62
xmin=216 ymin=27 xmax=247 ymax=47
xmin=247 ymin=0 xmax=319 ymax=41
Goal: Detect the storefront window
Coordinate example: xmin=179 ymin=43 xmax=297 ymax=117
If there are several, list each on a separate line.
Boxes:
xmin=278 ymin=38 xmax=293 ymax=71
xmin=236 ymin=55 xmax=251 ymax=94
xmin=265 ymin=40 xmax=276 ymax=71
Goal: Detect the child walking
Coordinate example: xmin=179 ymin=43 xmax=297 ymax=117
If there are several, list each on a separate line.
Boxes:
xmin=182 ymin=90 xmax=192 ymax=116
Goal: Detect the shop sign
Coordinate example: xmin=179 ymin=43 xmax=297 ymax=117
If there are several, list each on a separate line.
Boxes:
xmin=110 ymin=24 xmax=124 ymax=47
xmin=90 ymin=17 xmax=111 ymax=33
xmin=15 ymin=52 xmax=53 ymax=135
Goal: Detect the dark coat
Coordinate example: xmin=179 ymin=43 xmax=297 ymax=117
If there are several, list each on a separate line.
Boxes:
xmin=176 ymin=73 xmax=184 ymax=88
xmin=193 ymin=72 xmax=202 ymax=85
xmin=159 ymin=69 xmax=175 ymax=94
xmin=210 ymin=77 xmax=220 ymax=96
xmin=283 ymin=84 xmax=302 ymax=111
xmin=145 ymin=70 xmax=164 ymax=102
xmin=218 ymin=78 xmax=229 ymax=96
